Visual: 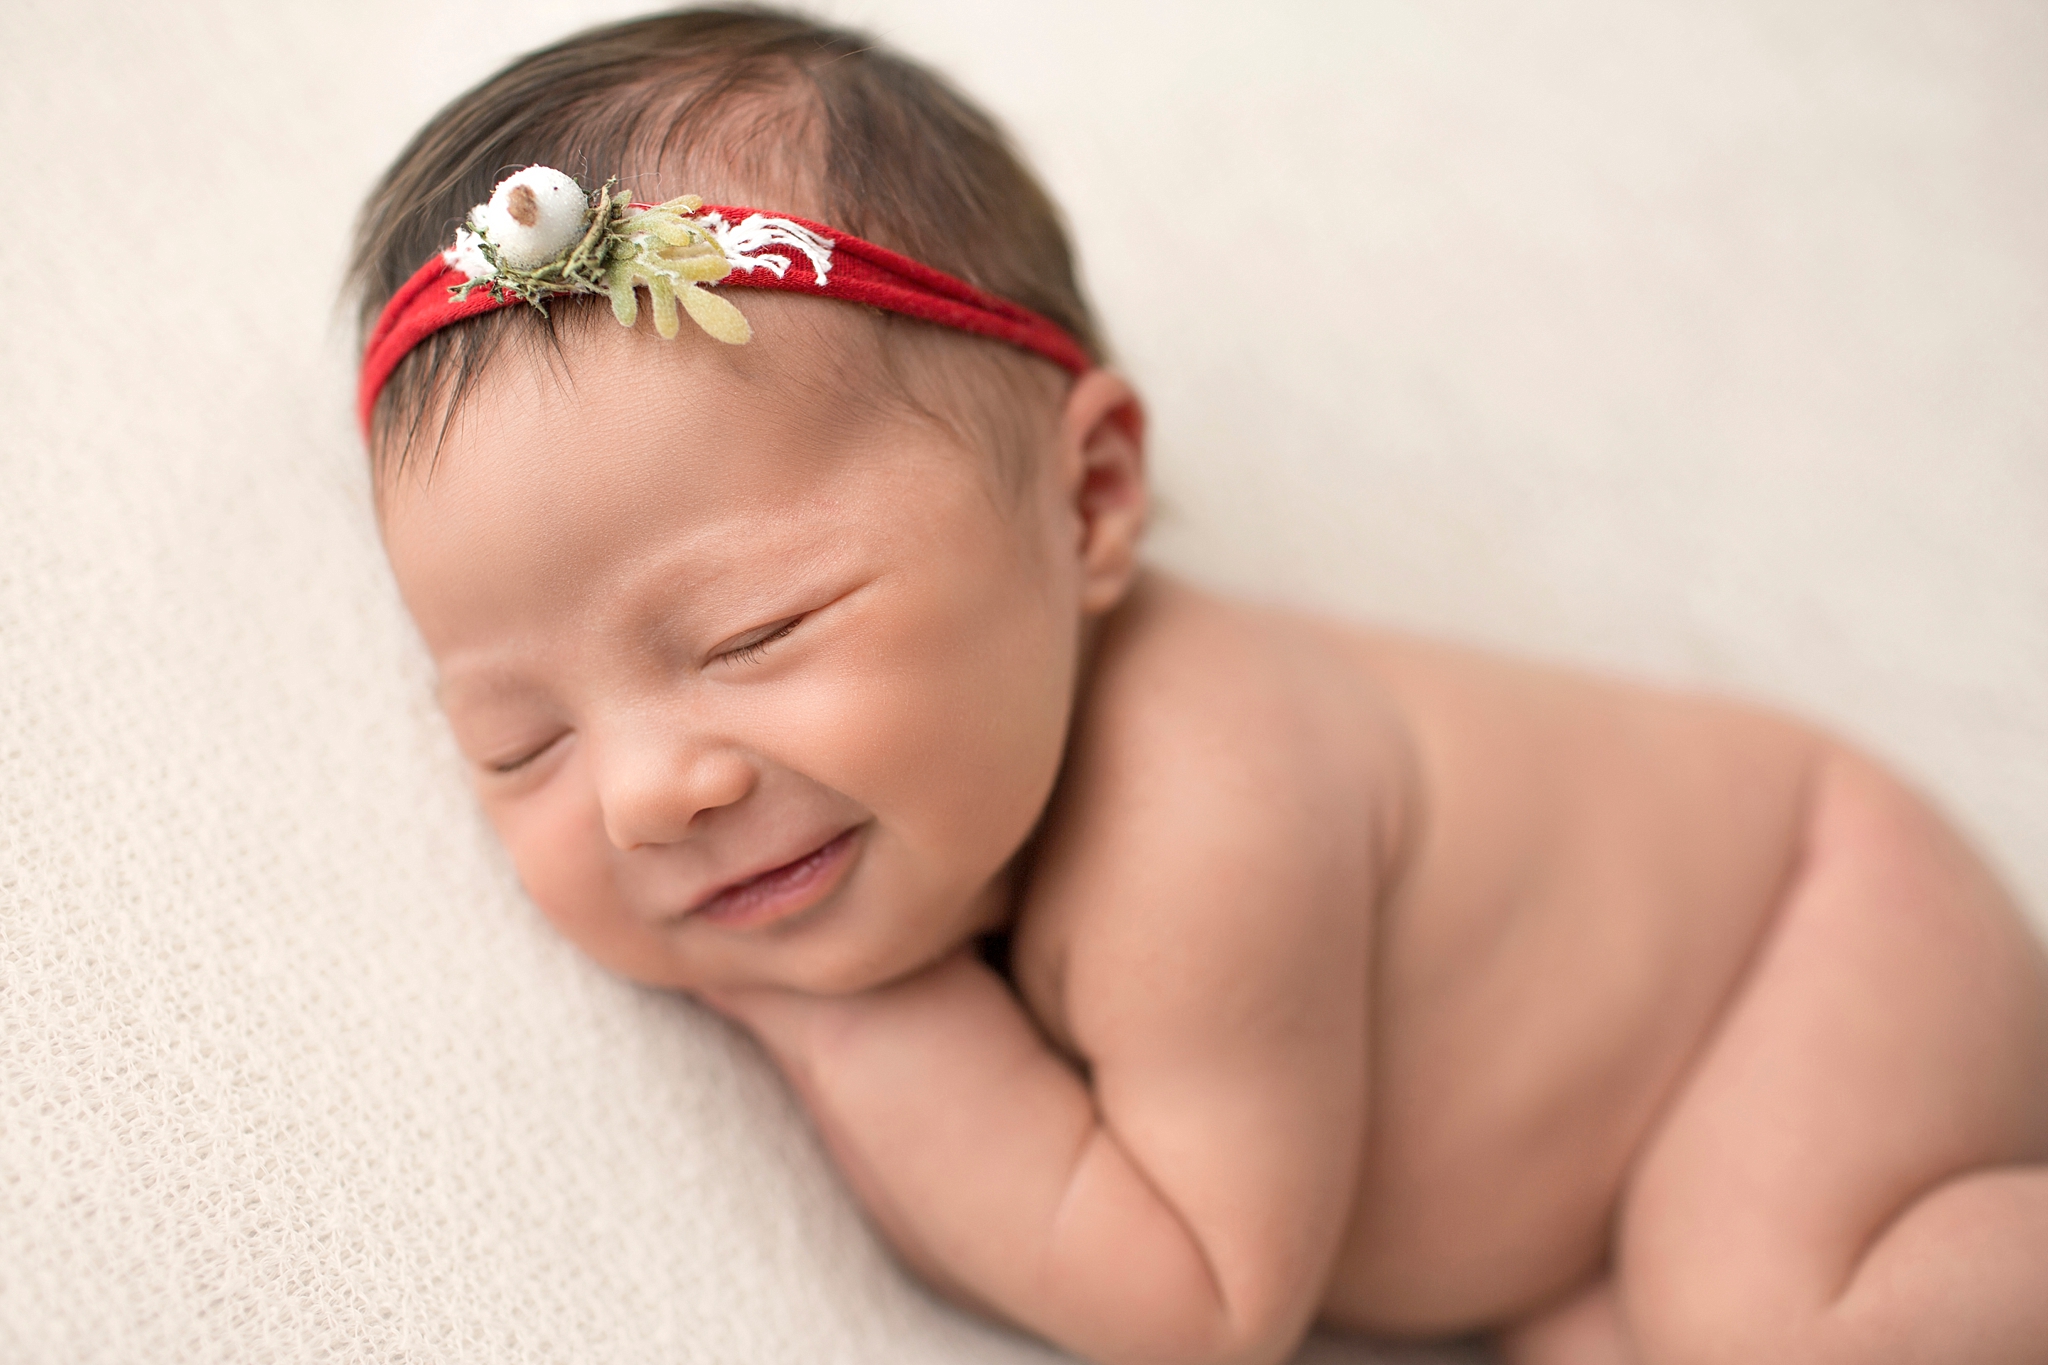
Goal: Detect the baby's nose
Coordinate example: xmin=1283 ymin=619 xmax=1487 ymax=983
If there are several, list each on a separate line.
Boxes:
xmin=597 ymin=742 xmax=757 ymax=850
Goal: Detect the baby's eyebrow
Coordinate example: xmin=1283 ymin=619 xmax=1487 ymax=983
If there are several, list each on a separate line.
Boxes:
xmin=432 ymin=662 xmax=544 ymax=711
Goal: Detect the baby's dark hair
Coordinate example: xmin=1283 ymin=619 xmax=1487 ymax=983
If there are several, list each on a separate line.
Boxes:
xmin=349 ymin=5 xmax=1104 ymax=473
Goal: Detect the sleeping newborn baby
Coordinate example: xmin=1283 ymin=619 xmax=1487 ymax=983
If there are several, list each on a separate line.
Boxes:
xmin=354 ymin=10 xmax=2048 ymax=1364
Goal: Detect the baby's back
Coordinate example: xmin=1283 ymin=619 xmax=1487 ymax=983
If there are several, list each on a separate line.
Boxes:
xmin=1021 ymin=574 xmax=1820 ymax=1337
xmin=1325 ymin=626 xmax=1817 ymax=1333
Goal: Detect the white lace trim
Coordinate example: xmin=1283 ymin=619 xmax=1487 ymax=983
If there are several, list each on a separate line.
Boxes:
xmin=701 ymin=212 xmax=836 ymax=287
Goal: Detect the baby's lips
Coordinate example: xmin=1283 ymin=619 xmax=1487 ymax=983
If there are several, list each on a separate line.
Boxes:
xmin=687 ymin=826 xmax=863 ymax=930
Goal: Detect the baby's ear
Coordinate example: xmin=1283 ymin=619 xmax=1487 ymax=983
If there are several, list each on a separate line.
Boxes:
xmin=1057 ymin=370 xmax=1148 ymax=615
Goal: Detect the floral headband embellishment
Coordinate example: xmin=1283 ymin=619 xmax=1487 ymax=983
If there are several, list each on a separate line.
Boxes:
xmin=443 ymin=166 xmax=835 ymax=345
xmin=359 ymin=167 xmax=1094 ymax=433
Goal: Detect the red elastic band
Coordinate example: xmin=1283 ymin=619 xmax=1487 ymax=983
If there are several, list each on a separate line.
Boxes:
xmin=357 ymin=205 xmax=1093 ymax=433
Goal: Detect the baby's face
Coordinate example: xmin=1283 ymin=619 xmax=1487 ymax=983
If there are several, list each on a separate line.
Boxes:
xmin=381 ymin=308 xmax=1122 ymax=994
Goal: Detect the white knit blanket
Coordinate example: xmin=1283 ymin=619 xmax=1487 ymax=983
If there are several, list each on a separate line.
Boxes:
xmin=4 ymin=2 xmax=2039 ymax=1361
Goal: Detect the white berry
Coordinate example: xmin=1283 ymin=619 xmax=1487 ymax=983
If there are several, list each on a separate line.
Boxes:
xmin=473 ymin=167 xmax=588 ymax=270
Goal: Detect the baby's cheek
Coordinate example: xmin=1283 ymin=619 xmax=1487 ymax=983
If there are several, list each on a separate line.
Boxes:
xmin=839 ymin=640 xmax=1052 ymax=854
xmin=489 ymin=785 xmax=651 ymax=967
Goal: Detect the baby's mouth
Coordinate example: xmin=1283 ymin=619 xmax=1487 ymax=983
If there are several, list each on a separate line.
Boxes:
xmin=686 ymin=825 xmax=864 ymax=930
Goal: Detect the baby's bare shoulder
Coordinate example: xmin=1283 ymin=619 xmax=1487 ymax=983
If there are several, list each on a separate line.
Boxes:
xmin=1069 ymin=572 xmax=1414 ymax=797
xmin=1013 ymin=573 xmax=1413 ymax=1048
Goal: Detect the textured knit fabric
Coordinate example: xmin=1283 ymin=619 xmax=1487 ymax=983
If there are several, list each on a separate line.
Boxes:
xmin=4 ymin=3 xmax=2041 ymax=1363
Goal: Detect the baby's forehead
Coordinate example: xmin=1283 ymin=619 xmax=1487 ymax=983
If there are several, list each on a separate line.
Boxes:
xmin=386 ymin=322 xmax=1019 ymax=566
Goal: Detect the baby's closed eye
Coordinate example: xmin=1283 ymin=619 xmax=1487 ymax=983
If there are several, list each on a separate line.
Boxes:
xmin=487 ymin=733 xmax=568 ymax=774
xmin=713 ymin=615 xmax=805 ymax=667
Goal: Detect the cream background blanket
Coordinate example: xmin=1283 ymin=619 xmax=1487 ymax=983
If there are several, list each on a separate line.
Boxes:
xmin=3 ymin=2 xmax=2041 ymax=1361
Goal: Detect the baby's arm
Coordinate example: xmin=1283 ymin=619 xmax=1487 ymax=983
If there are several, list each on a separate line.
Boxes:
xmin=711 ymin=950 xmax=1233 ymax=1350
xmin=713 ymin=596 xmax=1387 ymax=1365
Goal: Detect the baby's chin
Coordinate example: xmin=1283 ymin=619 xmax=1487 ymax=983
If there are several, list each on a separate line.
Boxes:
xmin=548 ymin=890 xmax=986 ymax=1000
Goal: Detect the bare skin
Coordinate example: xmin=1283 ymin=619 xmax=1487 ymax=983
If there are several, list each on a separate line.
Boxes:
xmin=381 ymin=300 xmax=2048 ymax=1365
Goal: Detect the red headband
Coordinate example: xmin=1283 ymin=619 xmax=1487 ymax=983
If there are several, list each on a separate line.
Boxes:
xmin=358 ymin=203 xmax=1093 ymax=432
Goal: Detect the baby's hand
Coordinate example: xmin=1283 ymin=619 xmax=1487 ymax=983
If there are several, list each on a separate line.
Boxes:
xmin=692 ymin=933 xmax=1337 ymax=1365
xmin=691 ymin=949 xmax=1068 ymax=1326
